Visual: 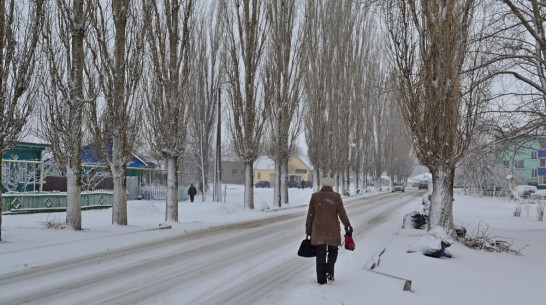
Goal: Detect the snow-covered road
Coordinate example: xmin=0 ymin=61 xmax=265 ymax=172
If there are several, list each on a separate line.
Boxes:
xmin=0 ymin=191 xmax=421 ymax=305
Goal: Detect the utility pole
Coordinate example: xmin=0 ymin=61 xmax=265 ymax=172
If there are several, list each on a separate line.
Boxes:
xmin=214 ymin=87 xmax=222 ymax=202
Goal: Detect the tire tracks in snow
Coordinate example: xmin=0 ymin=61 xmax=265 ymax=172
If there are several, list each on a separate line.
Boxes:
xmin=0 ymin=191 xmax=423 ymax=305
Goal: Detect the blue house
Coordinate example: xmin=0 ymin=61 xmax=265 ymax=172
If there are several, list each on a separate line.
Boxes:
xmin=81 ymin=144 xmax=149 ymax=169
xmin=80 ymin=143 xmax=164 ymax=199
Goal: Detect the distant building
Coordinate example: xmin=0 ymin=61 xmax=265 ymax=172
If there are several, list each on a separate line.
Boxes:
xmin=498 ymin=139 xmax=541 ymax=188
xmin=253 ymin=156 xmax=311 ymax=186
xmin=221 ymin=160 xmax=245 ymax=185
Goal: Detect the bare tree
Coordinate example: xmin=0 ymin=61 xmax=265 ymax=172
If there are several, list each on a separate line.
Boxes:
xmin=220 ymin=0 xmax=269 ymax=210
xmin=38 ymin=0 xmax=93 ymax=230
xmin=188 ymin=3 xmax=222 ymax=203
xmin=369 ymin=73 xmax=395 ymax=191
xmin=301 ymin=1 xmax=327 ymax=191
xmin=351 ymin=23 xmax=378 ymax=192
xmin=0 ymin=0 xmax=44 ymax=241
xmin=262 ymin=0 xmax=303 ymax=207
xmin=302 ymin=0 xmax=379 ymax=193
xmin=384 ymin=101 xmax=414 ymax=183
xmin=332 ymin=1 xmax=366 ymax=194
xmin=86 ymin=0 xmax=144 ymax=225
xmin=301 ymin=0 xmax=344 ymax=189
xmin=141 ymin=0 xmax=195 ymax=222
xmin=499 ymin=0 xmax=546 ymax=106
xmin=385 ymin=0 xmax=490 ymax=230
xmin=486 ymin=1 xmax=546 ymax=141
xmin=456 ymin=124 xmax=511 ymax=194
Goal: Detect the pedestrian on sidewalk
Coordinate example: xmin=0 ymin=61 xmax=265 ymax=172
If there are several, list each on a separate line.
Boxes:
xmin=188 ymin=184 xmax=197 ymax=202
xmin=305 ymin=176 xmax=353 ymax=285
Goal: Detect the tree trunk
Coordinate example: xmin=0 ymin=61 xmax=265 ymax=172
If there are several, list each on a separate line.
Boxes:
xmin=281 ymin=161 xmax=289 ymax=205
xmin=428 ymin=166 xmax=455 ymax=230
xmin=375 ymin=173 xmax=382 ymax=191
xmin=345 ymin=169 xmax=350 ymax=195
xmin=313 ymin=170 xmax=320 ymax=192
xmin=112 ymin=166 xmax=127 ymax=225
xmin=274 ymin=162 xmax=281 ymax=207
xmin=66 ymin=167 xmax=82 ymax=230
xmin=165 ymin=156 xmax=179 ymax=222
xmin=244 ymin=161 xmax=254 ymax=210
xmin=111 ymin=137 xmax=127 ymax=225
xmin=334 ymin=173 xmax=340 ymax=193
xmin=355 ymin=170 xmax=360 ymax=191
xmin=0 ymin=164 xmax=3 ymax=241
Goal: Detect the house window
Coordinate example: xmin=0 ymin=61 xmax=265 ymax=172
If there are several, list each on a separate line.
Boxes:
xmin=503 ymin=161 xmax=509 ymax=168
xmin=541 ymin=159 xmax=546 ymax=167
xmin=532 ymin=151 xmax=538 ymax=159
xmin=258 ymin=173 xmax=261 ymax=179
xmin=515 ymin=160 xmax=524 ymax=168
xmin=540 ymin=139 xmax=546 ymax=149
xmin=232 ymin=169 xmax=237 ymax=175
xmin=532 ymin=169 xmax=538 ymax=178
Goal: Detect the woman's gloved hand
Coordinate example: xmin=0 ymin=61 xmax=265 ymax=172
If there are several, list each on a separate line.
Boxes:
xmin=345 ymin=225 xmax=353 ymax=237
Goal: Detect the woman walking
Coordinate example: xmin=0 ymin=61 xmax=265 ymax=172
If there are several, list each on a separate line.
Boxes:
xmin=306 ymin=177 xmax=353 ymax=284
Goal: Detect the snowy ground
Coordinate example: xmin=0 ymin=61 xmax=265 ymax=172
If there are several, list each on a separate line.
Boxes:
xmin=1 ymin=185 xmax=545 ymax=305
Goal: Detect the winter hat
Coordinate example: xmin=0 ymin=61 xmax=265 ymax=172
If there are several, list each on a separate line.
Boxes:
xmin=320 ymin=177 xmax=334 ymax=187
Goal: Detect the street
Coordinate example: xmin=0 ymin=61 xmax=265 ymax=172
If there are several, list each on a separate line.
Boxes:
xmin=0 ymin=191 xmax=422 ymax=305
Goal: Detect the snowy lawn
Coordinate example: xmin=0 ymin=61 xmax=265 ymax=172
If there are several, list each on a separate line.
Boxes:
xmin=1 ymin=185 xmax=545 ymax=305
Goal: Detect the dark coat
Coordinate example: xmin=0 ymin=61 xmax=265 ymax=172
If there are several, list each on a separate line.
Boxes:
xmin=305 ymin=186 xmax=351 ymax=246
xmin=188 ymin=185 xmax=197 ymax=196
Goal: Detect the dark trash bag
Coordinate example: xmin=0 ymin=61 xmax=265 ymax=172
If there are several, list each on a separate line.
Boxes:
xmin=298 ymin=236 xmax=316 ymax=258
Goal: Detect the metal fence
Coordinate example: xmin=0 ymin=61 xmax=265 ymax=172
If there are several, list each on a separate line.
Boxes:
xmin=141 ymin=185 xmax=166 ymax=200
xmin=140 ymin=185 xmax=190 ymax=201
xmin=2 ymin=191 xmax=113 ymax=214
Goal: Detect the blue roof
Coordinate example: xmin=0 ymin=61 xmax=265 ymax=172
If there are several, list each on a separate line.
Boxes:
xmin=81 ymin=144 xmax=148 ymax=168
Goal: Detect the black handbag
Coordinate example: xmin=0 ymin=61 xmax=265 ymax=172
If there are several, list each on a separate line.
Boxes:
xmin=297 ymin=235 xmax=316 ymax=258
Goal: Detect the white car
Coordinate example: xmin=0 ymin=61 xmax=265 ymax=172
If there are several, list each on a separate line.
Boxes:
xmin=392 ymin=182 xmax=405 ymax=192
xmin=515 ymin=185 xmax=537 ymax=199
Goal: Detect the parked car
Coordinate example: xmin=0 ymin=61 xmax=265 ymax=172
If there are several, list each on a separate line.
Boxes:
xmin=516 ymin=185 xmax=537 ymax=199
xmin=392 ymin=182 xmax=405 ymax=192
xmin=530 ymin=190 xmax=546 ymax=200
xmin=255 ymin=181 xmax=270 ymax=188
xmin=287 ymin=181 xmax=300 ymax=188
xmin=418 ymin=181 xmax=429 ymax=190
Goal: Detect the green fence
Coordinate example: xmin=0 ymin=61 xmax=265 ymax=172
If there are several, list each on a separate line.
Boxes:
xmin=1 ymin=191 xmax=113 ymax=214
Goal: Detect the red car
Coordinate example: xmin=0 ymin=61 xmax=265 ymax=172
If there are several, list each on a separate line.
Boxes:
xmin=418 ymin=181 xmax=429 ymax=190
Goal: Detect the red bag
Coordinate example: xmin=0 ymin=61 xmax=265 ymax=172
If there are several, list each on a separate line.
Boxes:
xmin=344 ymin=234 xmax=355 ymax=251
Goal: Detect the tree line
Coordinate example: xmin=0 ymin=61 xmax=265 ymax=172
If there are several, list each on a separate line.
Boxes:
xmin=0 ymin=0 xmax=542 ymax=240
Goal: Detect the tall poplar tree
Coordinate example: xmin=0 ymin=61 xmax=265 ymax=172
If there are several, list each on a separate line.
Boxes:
xmin=0 ymin=0 xmax=44 ymax=240
xmin=87 ymin=0 xmax=144 ymax=225
xmin=40 ymin=0 xmax=91 ymax=230
xmin=142 ymin=0 xmax=195 ymax=222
